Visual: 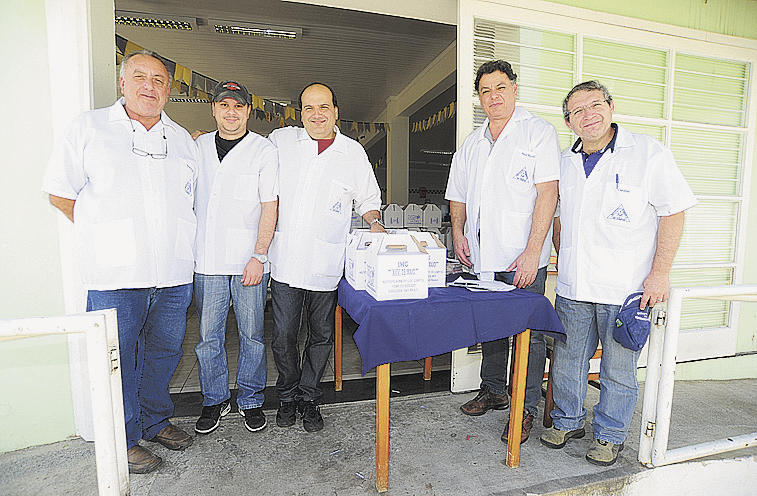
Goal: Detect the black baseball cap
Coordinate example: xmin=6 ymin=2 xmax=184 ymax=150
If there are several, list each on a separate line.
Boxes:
xmin=212 ymin=80 xmax=251 ymax=105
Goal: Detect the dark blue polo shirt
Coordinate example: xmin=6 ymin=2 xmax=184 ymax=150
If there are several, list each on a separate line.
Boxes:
xmin=571 ymin=123 xmax=618 ymax=177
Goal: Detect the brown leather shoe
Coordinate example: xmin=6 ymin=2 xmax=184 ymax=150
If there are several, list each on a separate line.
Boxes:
xmin=148 ymin=424 xmax=193 ymax=451
xmin=127 ymin=445 xmax=163 ymax=474
xmin=460 ymin=386 xmax=509 ymax=416
xmin=502 ymin=412 xmax=534 ymax=444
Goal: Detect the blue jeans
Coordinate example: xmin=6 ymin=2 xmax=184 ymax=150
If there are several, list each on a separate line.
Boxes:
xmin=479 ymin=267 xmax=548 ymax=417
xmin=551 ymin=295 xmax=641 ymax=444
xmin=270 ymin=278 xmax=336 ymax=403
xmin=194 ymin=273 xmax=268 ymax=410
xmin=87 ymin=284 xmax=192 ymax=449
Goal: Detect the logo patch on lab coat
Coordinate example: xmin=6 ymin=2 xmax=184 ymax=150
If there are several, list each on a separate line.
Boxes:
xmin=184 ymin=180 xmax=192 ymax=196
xmin=513 ymin=168 xmax=529 ymax=183
xmin=330 ymin=201 xmax=342 ymax=214
xmin=608 ymin=204 xmax=630 ymax=223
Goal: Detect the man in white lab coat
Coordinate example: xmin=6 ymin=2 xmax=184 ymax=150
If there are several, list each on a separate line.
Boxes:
xmin=540 ymin=80 xmax=696 ymax=466
xmin=445 ymin=60 xmax=560 ymax=444
xmin=192 ymin=81 xmax=278 ymax=436
xmin=268 ymin=82 xmax=384 ymax=432
xmin=43 ymin=51 xmax=198 ymax=474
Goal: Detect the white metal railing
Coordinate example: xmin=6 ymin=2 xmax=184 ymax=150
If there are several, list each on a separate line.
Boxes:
xmin=638 ymin=285 xmax=757 ymax=467
xmin=0 ymin=310 xmax=129 ymax=495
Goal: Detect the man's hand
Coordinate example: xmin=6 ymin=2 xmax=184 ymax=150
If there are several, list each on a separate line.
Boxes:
xmin=506 ymin=247 xmax=539 ymax=288
xmin=241 ymin=257 xmax=264 ymax=286
xmin=640 ymin=212 xmax=685 ymax=310
xmin=369 ymin=221 xmax=386 ymax=233
xmin=453 ymin=233 xmax=472 ymax=268
xmin=49 ymin=195 xmax=75 ymax=223
xmin=640 ymin=270 xmax=669 ymax=310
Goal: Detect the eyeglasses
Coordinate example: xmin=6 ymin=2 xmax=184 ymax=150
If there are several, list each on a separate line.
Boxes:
xmin=128 ymin=117 xmax=168 ymax=159
xmin=567 ymin=100 xmax=609 ymax=120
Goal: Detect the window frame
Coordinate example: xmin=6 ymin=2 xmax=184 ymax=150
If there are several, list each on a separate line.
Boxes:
xmin=458 ymin=0 xmax=757 ymax=358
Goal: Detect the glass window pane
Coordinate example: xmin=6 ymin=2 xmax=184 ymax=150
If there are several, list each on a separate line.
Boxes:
xmin=670 ymin=127 xmax=743 ymax=196
xmin=583 ymin=38 xmax=668 ymax=119
xmin=671 ymin=266 xmax=733 ymax=330
xmin=673 ymin=53 xmax=749 ymax=127
xmin=474 ymin=19 xmax=575 ymax=107
xmin=675 ymin=200 xmax=738 ymax=265
xmin=615 ymin=121 xmax=665 ymax=143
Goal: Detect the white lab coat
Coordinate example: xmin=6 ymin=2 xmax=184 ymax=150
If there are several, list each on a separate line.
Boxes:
xmin=555 ymin=125 xmax=697 ymax=305
xmin=445 ymin=107 xmax=560 ymax=275
xmin=268 ymin=126 xmax=381 ymax=291
xmin=42 ymin=98 xmax=198 ymax=290
xmin=194 ymin=131 xmax=279 ymax=275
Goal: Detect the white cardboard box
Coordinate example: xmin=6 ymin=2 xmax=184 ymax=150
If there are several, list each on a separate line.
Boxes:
xmin=422 ymin=204 xmax=442 ymax=228
xmin=365 ymin=234 xmax=428 ymax=301
xmin=344 ymin=230 xmax=383 ymax=290
xmin=410 ymin=231 xmax=446 ymax=287
xmin=403 ymin=203 xmax=423 ymax=228
xmin=382 ymin=204 xmax=404 ymax=228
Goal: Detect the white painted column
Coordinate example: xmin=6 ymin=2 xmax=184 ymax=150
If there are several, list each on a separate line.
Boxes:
xmin=45 ymin=0 xmax=116 ymax=441
xmin=386 ymin=98 xmax=410 ymax=205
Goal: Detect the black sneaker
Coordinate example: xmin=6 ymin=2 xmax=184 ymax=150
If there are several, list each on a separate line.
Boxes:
xmin=299 ymin=400 xmax=324 ymax=432
xmin=195 ymin=399 xmax=231 ymax=434
xmin=239 ymin=407 xmax=267 ymax=432
xmin=276 ymin=401 xmax=297 ymax=427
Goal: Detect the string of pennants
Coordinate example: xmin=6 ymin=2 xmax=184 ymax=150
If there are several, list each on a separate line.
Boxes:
xmin=411 ymin=101 xmax=455 ymax=134
xmin=115 ymin=34 xmax=388 ymax=134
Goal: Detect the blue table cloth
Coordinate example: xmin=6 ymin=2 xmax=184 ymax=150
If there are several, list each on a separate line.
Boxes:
xmin=337 ymin=279 xmax=566 ymax=375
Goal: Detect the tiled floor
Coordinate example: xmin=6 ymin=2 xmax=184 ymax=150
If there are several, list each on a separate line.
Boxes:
xmin=170 ymin=299 xmax=451 ymax=395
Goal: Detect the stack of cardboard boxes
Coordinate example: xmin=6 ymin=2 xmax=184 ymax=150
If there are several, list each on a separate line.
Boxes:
xmin=345 ymin=228 xmax=447 ymax=301
xmin=350 ymin=203 xmax=444 ymax=232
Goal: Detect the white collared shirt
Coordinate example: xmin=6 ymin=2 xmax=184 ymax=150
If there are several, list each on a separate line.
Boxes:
xmin=268 ymin=126 xmax=382 ymax=291
xmin=42 ymin=98 xmax=199 ymax=290
xmin=445 ymin=107 xmax=561 ymax=274
xmin=194 ymin=131 xmax=279 ymax=275
xmin=556 ymin=125 xmax=697 ymax=305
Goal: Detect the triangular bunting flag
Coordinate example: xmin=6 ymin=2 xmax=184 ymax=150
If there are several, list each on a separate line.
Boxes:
xmin=124 ymin=40 xmax=143 ymax=56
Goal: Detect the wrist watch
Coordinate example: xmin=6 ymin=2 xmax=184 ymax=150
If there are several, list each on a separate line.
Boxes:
xmin=369 ymin=218 xmax=384 ymax=228
xmin=251 ymin=253 xmax=268 ymax=264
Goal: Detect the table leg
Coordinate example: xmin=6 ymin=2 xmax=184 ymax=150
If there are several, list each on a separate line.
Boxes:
xmin=376 ymin=363 xmax=390 ymax=492
xmin=506 ymin=329 xmax=531 ymax=468
xmin=423 ymin=357 xmax=432 ymax=381
xmin=335 ymin=305 xmax=343 ymax=392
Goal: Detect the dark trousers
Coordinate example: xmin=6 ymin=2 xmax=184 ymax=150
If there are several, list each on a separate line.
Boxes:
xmin=480 ymin=266 xmax=548 ymax=416
xmin=270 ymin=278 xmax=337 ymax=403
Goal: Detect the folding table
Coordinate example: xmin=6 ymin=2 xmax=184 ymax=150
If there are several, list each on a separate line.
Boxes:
xmin=336 ymin=279 xmax=566 ymax=492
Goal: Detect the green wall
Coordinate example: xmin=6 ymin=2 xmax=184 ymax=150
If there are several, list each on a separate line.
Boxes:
xmin=548 ymin=0 xmax=757 ymax=40
xmin=0 ymin=1 xmax=75 ymax=453
xmin=735 ymin=134 xmax=757 ymax=353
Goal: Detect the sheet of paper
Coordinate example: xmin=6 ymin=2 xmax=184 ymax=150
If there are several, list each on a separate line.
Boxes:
xmin=448 ymin=277 xmax=516 ymax=292
xmin=475 ymin=280 xmax=516 ymax=292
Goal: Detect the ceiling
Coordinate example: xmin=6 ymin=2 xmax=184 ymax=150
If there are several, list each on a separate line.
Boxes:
xmin=115 ymin=0 xmax=456 ymax=122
